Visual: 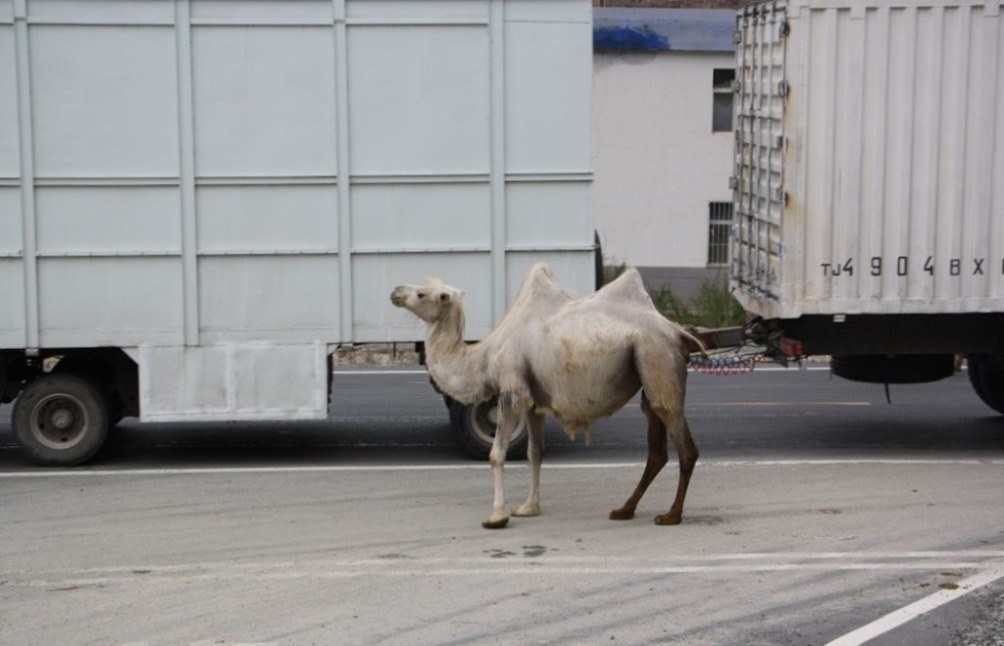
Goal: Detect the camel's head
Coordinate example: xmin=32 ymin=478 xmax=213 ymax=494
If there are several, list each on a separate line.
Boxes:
xmin=390 ymin=278 xmax=464 ymax=324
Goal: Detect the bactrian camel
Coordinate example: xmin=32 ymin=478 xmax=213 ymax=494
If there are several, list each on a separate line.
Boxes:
xmin=391 ymin=263 xmax=703 ymax=529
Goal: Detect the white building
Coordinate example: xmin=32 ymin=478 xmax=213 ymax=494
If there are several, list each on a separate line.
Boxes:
xmin=592 ymin=8 xmax=736 ymax=298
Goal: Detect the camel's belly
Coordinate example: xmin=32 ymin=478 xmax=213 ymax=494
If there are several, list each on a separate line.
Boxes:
xmin=525 ymin=321 xmax=645 ymax=424
xmin=534 ymin=379 xmax=638 ymax=446
xmin=531 ymin=364 xmax=641 ymax=421
xmin=547 ymin=383 xmax=638 ymax=419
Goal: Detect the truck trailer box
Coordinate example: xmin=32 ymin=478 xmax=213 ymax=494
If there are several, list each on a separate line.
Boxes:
xmin=731 ymin=0 xmax=1004 ymax=407
xmin=731 ymin=0 xmax=1003 ymax=320
xmin=0 ymin=0 xmax=594 ymax=464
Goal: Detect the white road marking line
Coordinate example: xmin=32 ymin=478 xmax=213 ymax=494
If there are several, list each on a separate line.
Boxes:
xmin=0 ymin=458 xmax=999 ymax=478
xmin=19 ymin=555 xmax=1004 ymax=586
xmin=73 ymin=551 xmax=1004 ymax=572
xmin=824 ymin=566 xmax=1004 ymax=646
xmin=688 ymin=401 xmax=871 ymax=407
xmin=704 ymin=459 xmax=997 ymax=466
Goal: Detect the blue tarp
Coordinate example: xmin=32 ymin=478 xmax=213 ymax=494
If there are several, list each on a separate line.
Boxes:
xmin=594 ymin=8 xmax=736 ymax=52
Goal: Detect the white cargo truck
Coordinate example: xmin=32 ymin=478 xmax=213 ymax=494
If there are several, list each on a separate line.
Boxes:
xmin=732 ymin=0 xmax=1004 ymax=407
xmin=0 ymin=0 xmax=595 ymax=465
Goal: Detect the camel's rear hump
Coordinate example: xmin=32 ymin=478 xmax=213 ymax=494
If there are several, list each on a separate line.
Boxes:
xmin=593 ymin=268 xmax=655 ymax=307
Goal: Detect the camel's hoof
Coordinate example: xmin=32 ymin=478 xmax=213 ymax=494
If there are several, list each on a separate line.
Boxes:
xmin=609 ymin=508 xmax=635 ymax=521
xmin=482 ymin=516 xmax=510 ymax=529
xmin=654 ymin=513 xmax=682 ymax=526
xmin=512 ymin=503 xmax=540 ymax=517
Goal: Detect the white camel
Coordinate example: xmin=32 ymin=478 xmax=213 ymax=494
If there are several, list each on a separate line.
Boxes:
xmin=391 ymin=263 xmax=702 ymax=529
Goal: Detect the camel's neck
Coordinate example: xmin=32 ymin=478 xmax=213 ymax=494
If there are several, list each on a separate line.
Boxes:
xmin=427 ymin=303 xmax=465 ymax=357
xmin=425 ymin=304 xmax=493 ymax=404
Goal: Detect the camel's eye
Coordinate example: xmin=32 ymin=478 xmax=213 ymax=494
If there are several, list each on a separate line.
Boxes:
xmin=417 ymin=291 xmax=425 ymax=300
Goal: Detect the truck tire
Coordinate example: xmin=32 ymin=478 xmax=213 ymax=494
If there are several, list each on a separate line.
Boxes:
xmin=967 ymin=354 xmax=1004 ymax=415
xmin=12 ymin=374 xmax=110 ymax=466
xmin=448 ymin=396 xmax=528 ymax=461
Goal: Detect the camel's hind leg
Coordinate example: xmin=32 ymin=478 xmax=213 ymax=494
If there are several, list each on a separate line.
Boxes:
xmin=611 ymin=339 xmax=699 ymax=525
xmin=609 ymin=393 xmax=668 ymax=521
xmin=655 ymin=414 xmax=698 ymax=525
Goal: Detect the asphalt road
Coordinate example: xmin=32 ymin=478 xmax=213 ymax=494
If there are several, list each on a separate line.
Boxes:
xmin=1 ymin=366 xmax=1002 ymax=645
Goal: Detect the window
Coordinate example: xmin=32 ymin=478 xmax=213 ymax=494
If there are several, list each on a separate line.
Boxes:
xmin=708 ymin=202 xmax=733 ymax=266
xmin=712 ymin=68 xmax=735 ymax=132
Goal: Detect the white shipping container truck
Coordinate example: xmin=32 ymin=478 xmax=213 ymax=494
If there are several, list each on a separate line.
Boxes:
xmin=0 ymin=0 xmax=595 ymax=465
xmin=732 ymin=0 xmax=1004 ymax=405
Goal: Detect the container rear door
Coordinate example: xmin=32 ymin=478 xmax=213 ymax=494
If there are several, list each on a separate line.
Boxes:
xmin=732 ymin=2 xmax=789 ymax=305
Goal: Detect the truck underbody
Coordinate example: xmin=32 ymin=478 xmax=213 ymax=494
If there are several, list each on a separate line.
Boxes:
xmin=743 ymin=312 xmax=1004 ymax=412
xmin=751 ymin=313 xmax=1004 ymax=358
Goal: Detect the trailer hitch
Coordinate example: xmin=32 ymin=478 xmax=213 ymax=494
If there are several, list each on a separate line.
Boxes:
xmin=685 ymin=325 xmax=763 ymax=375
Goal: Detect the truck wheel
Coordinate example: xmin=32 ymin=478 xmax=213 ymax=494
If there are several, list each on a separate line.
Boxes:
xmin=967 ymin=354 xmax=1004 ymax=415
xmin=448 ymin=397 xmax=528 ymax=461
xmin=12 ymin=374 xmax=110 ymax=466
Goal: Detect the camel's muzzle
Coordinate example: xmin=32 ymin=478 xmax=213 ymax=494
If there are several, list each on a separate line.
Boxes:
xmin=390 ymin=286 xmax=409 ymax=307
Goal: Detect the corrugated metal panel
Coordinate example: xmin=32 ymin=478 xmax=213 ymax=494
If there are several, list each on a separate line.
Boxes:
xmin=733 ymin=0 xmax=1004 ymax=318
xmin=198 ymin=256 xmax=341 ymax=344
xmin=0 ymin=19 xmax=18 ymax=178
xmin=2 ymin=0 xmax=32 ymax=348
xmin=38 ymin=258 xmax=184 ymax=347
xmin=191 ymin=26 xmax=338 ymax=178
xmin=30 ymin=25 xmax=181 ymax=178
xmin=0 ymin=259 xmax=25 ymax=348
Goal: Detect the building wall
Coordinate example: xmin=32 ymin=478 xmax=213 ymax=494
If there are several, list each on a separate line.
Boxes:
xmin=592 ymin=48 xmax=734 ymax=296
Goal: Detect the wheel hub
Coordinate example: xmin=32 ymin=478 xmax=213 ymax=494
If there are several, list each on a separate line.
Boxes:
xmin=50 ymin=408 xmax=74 ymax=430
xmin=32 ymin=394 xmax=88 ymax=449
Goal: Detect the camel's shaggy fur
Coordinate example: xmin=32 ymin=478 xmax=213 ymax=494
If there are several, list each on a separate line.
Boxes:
xmin=391 ymin=263 xmax=702 ymax=529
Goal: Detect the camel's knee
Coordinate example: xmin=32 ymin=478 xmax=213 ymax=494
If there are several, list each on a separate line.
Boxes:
xmin=647 ymin=445 xmax=669 ymax=468
xmin=674 ymin=442 xmax=698 ymax=472
xmin=668 ymin=418 xmax=698 ymax=471
xmin=489 ymin=432 xmax=513 ymax=468
xmin=489 ymin=446 xmax=506 ymax=468
xmin=641 ymin=396 xmax=670 ymax=456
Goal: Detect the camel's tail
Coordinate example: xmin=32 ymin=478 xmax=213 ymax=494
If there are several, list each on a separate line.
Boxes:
xmin=672 ymin=323 xmax=709 ymax=359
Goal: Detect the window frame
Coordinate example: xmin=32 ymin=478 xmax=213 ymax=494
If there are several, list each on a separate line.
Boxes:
xmin=712 ymin=68 xmax=735 ymax=133
xmin=707 ymin=201 xmax=733 ymax=266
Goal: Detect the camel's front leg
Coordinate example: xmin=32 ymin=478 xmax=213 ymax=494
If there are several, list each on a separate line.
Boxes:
xmin=483 ymin=407 xmax=520 ymax=529
xmin=512 ymin=412 xmax=544 ymax=517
